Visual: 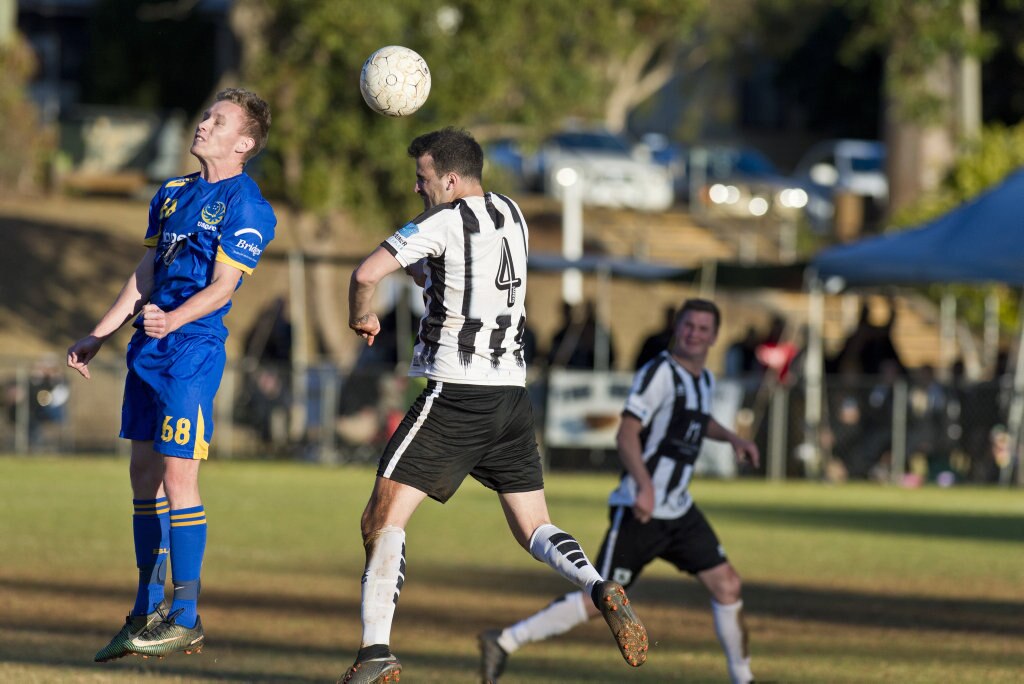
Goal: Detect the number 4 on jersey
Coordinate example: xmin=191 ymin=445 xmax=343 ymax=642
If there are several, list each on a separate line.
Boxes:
xmin=494 ymin=237 xmax=522 ymax=307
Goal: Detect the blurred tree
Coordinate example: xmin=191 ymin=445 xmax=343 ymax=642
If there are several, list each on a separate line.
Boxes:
xmin=841 ymin=0 xmax=994 ymax=214
xmin=0 ymin=29 xmax=53 ymax=195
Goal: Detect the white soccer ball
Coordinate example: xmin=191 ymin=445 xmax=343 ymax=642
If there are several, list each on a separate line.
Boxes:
xmin=359 ymin=45 xmax=431 ymax=117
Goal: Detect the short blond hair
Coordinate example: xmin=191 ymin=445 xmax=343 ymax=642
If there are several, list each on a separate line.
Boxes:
xmin=215 ymin=88 xmax=271 ymax=162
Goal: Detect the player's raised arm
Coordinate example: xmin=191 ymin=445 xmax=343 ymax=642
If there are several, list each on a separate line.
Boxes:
xmin=348 ymin=246 xmax=402 ymax=346
xmin=67 ymin=248 xmax=155 ymax=379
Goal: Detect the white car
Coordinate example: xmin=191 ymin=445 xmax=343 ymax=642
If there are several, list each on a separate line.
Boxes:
xmin=528 ymin=130 xmax=674 ymax=212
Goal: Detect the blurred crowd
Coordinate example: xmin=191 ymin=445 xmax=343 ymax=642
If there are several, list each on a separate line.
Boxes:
xmin=3 ymin=297 xmax=1016 ymax=485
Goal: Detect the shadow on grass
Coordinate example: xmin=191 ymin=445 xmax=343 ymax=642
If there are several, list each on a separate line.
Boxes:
xmin=407 ymin=565 xmax=1024 ymax=637
xmin=699 ymin=501 xmax=1024 ymax=544
xmin=3 ymin=559 xmax=1022 ymax=670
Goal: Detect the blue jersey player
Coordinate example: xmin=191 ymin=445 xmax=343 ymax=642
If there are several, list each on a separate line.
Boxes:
xmin=67 ymin=88 xmax=276 ymax=662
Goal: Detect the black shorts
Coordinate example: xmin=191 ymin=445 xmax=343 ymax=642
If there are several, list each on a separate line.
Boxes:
xmin=594 ymin=504 xmax=726 ymax=588
xmin=377 ymin=380 xmax=544 ymax=502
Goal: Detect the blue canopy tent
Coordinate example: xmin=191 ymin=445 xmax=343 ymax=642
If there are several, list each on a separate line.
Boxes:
xmin=810 ymin=167 xmax=1024 ymax=485
xmin=813 ymin=167 xmax=1024 ymax=287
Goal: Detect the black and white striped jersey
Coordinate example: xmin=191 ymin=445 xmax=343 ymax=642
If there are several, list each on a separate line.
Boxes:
xmin=608 ymin=351 xmax=715 ymax=519
xmin=382 ymin=192 xmax=529 ymax=386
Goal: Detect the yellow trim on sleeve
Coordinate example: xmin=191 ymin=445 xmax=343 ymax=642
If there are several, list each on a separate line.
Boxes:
xmin=144 ymin=234 xmax=160 ymax=247
xmin=215 ymin=246 xmax=254 ymax=275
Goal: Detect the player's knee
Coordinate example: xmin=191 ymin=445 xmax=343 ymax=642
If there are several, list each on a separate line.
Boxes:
xmin=129 ymin=458 xmax=164 ymax=496
xmin=359 ymin=506 xmax=388 ymax=543
xmin=719 ymin=568 xmax=743 ymax=603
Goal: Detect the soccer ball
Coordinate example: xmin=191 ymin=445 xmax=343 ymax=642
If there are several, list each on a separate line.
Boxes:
xmin=359 ymin=45 xmax=431 ymax=117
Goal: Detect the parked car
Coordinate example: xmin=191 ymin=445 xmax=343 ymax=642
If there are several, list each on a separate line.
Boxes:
xmin=526 ymin=129 xmax=674 ymax=212
xmin=484 ymin=138 xmax=528 ymax=189
xmin=793 ymin=139 xmax=887 ymax=231
xmin=650 ymin=141 xmax=809 ymax=219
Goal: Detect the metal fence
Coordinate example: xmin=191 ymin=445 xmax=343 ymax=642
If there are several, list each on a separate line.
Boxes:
xmin=1 ymin=355 xmax=1018 ymax=485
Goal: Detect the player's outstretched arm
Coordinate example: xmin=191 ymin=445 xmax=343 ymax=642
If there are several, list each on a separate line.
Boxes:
xmin=141 ymin=260 xmax=242 ymax=339
xmin=707 ymin=418 xmax=761 ymax=468
xmin=67 ymin=248 xmax=156 ymax=379
xmin=349 ymin=246 xmax=402 ymax=346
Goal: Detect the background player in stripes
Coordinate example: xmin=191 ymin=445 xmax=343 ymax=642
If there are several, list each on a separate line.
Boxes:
xmin=67 ymin=88 xmax=275 ymax=662
xmin=479 ymin=298 xmax=761 ymax=684
xmin=340 ymin=127 xmax=647 ymax=684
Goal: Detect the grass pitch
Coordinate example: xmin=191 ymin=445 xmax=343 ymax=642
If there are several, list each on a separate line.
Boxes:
xmin=0 ymin=454 xmax=1021 ymax=683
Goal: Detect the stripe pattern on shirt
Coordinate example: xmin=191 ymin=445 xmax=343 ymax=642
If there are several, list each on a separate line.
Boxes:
xmin=381 ymin=192 xmax=530 ymax=386
xmin=609 ymin=352 xmax=716 ymax=519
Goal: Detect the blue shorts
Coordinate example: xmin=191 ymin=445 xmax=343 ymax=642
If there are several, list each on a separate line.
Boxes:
xmin=121 ymin=330 xmax=226 ymax=459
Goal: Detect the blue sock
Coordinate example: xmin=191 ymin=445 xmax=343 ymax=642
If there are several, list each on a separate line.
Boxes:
xmin=132 ymin=497 xmax=170 ymax=616
xmin=168 ymin=505 xmax=207 ymax=628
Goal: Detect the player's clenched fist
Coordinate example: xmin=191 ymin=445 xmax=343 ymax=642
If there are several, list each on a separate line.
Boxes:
xmin=142 ymin=303 xmax=173 ymax=339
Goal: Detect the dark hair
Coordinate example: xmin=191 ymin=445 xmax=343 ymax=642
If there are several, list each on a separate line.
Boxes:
xmin=215 ymin=88 xmax=271 ymax=162
xmin=677 ymin=298 xmax=721 ymax=331
xmin=407 ymin=127 xmax=483 ymax=181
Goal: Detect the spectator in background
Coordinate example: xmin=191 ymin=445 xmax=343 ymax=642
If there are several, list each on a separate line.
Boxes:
xmin=634 ymin=305 xmax=676 ymax=370
xmin=724 ymin=326 xmax=761 ymax=380
xmin=238 ymin=297 xmax=293 ymax=448
xmin=829 ymin=298 xmax=903 ymax=377
xmin=754 ymin=316 xmax=799 ymax=385
xmin=548 ymin=300 xmax=616 ymax=370
xmin=963 ymin=351 xmax=1010 ymax=482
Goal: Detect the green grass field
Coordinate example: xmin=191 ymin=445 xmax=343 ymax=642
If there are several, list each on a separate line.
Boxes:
xmin=0 ymin=455 xmax=1022 ymax=683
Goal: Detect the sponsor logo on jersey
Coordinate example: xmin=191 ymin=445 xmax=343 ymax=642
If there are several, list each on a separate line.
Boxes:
xmin=397 ymin=222 xmax=419 ymax=238
xmin=237 ymin=239 xmax=263 ymax=257
xmin=199 ymin=201 xmax=227 ymax=228
xmin=233 ymin=227 xmax=264 ymax=242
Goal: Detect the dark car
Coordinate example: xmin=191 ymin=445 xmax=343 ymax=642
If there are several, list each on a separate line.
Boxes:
xmin=677 ymin=143 xmax=809 ymax=219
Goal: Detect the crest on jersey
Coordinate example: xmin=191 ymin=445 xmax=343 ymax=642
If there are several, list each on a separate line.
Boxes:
xmin=201 ymin=201 xmax=227 ymax=225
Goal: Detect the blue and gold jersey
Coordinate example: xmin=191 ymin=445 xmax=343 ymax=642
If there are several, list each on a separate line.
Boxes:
xmin=141 ymin=172 xmax=276 ymax=339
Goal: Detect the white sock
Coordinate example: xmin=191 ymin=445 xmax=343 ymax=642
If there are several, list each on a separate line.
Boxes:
xmin=712 ymin=599 xmax=754 ymax=684
xmin=360 ymin=525 xmax=406 ymax=647
xmin=498 ymin=591 xmax=589 ymax=653
xmin=528 ymin=523 xmax=602 ymax=593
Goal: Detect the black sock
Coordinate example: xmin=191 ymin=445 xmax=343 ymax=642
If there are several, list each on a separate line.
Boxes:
xmin=357 ymin=643 xmax=392 ymax=662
